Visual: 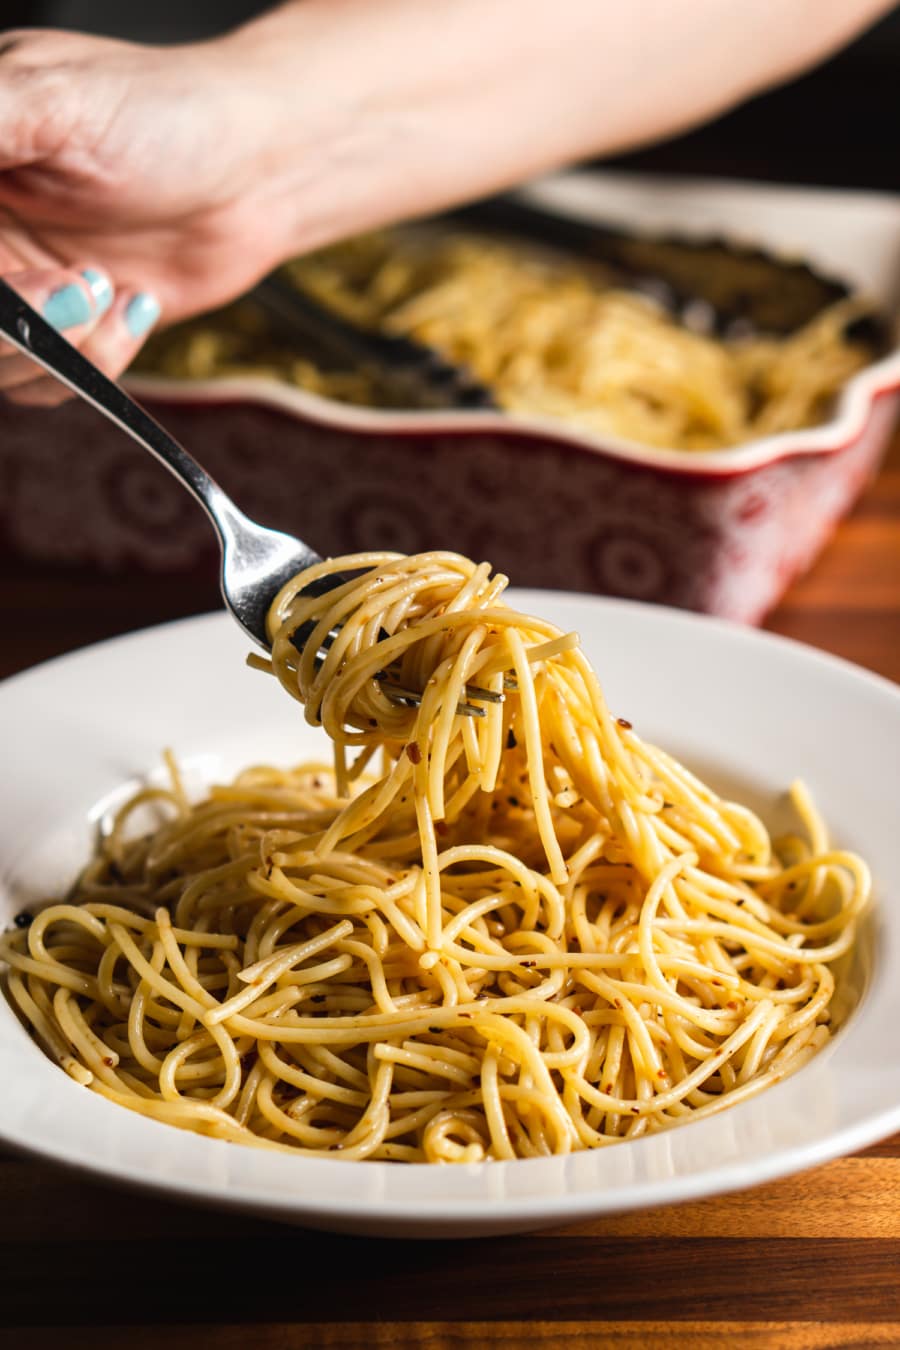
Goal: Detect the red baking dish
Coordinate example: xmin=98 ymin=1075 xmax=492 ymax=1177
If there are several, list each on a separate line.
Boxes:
xmin=3 ymin=170 xmax=899 ymax=623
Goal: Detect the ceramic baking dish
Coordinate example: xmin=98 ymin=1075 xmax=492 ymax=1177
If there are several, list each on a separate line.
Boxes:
xmin=3 ymin=170 xmax=899 ymax=622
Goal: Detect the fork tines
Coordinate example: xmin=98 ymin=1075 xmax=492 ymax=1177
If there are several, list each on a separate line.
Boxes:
xmin=289 ymin=597 xmax=517 ymax=718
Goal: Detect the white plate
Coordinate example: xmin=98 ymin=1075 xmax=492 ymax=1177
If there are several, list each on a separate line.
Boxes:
xmin=1 ymin=596 xmax=899 ymax=1237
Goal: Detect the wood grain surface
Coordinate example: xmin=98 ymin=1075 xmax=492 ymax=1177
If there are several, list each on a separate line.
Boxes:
xmin=1 ymin=435 xmax=898 ymax=1350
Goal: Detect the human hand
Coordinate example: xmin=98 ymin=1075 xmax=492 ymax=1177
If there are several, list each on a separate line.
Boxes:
xmin=0 ymin=26 xmax=307 ymax=404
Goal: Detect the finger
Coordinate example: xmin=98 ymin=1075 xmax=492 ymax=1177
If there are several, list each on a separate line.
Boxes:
xmin=3 ymin=285 xmax=160 ymax=406
xmin=0 ymin=265 xmax=114 ymax=375
xmin=78 ymin=287 xmax=161 ymax=376
xmin=0 ymin=33 xmax=86 ymax=173
xmin=2 ymin=374 xmax=76 ymax=407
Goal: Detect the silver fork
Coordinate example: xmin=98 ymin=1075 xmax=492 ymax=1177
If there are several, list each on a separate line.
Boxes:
xmin=0 ymin=280 xmax=494 ymax=716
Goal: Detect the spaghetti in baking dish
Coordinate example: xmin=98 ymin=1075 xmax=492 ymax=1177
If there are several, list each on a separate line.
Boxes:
xmin=138 ymin=228 xmax=876 ymax=450
xmin=0 ymin=553 xmax=868 ymax=1161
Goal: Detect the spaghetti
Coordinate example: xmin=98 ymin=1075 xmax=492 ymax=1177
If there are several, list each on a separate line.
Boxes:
xmin=139 ymin=228 xmax=875 ymax=450
xmin=1 ymin=552 xmax=868 ymax=1161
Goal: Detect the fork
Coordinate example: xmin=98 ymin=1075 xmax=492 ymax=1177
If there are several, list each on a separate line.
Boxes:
xmin=0 ymin=279 xmax=492 ymax=716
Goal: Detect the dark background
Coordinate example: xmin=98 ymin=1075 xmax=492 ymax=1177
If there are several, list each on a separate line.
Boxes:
xmin=4 ymin=0 xmax=900 ymax=193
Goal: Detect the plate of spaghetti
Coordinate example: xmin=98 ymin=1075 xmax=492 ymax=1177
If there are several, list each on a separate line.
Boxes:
xmin=1 ymin=560 xmax=898 ymax=1236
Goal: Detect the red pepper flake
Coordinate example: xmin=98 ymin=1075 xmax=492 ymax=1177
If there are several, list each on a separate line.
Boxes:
xmin=726 ymin=1001 xmax=739 ymax=1010
xmin=617 ymin=717 xmax=632 ymax=730
xmin=520 ymin=960 xmax=537 ymax=969
xmin=102 ymin=1057 xmax=115 ymax=1068
xmin=405 ymin=741 xmax=422 ymax=765
xmin=435 ymin=820 xmax=449 ymax=836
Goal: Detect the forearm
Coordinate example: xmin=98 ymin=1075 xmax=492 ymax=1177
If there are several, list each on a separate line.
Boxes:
xmin=223 ymin=0 xmax=895 ymax=256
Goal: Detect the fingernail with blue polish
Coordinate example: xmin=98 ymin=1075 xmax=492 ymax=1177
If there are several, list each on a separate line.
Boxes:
xmin=81 ymin=268 xmax=114 ymax=316
xmin=43 ymin=283 xmax=92 ymax=331
xmin=125 ymin=293 xmax=160 ymax=338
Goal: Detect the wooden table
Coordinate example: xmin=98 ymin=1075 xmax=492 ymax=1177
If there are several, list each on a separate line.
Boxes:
xmin=2 ymin=437 xmax=899 ymax=1350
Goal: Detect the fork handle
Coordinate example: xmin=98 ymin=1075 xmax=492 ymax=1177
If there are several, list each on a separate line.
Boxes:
xmin=0 ymin=279 xmax=236 ymax=543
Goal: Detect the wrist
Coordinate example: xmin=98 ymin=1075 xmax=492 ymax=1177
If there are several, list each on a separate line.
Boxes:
xmin=208 ymin=5 xmax=384 ymax=264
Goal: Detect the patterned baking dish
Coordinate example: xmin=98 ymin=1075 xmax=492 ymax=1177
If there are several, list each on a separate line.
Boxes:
xmin=3 ymin=170 xmax=899 ymax=623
